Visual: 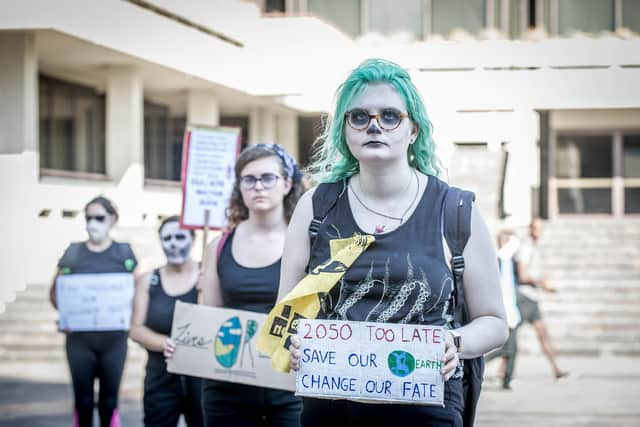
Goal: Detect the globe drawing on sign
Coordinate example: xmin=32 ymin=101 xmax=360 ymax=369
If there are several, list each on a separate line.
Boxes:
xmin=387 ymin=350 xmax=416 ymax=377
xmin=214 ymin=316 xmax=242 ymax=368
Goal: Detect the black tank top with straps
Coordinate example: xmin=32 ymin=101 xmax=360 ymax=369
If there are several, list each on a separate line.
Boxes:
xmin=217 ymin=229 xmax=282 ymax=314
xmin=145 ymin=268 xmax=198 ymax=339
xmin=308 ymin=175 xmax=455 ymax=327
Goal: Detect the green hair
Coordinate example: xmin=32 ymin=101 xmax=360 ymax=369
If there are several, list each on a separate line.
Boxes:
xmin=307 ymin=58 xmax=441 ymax=183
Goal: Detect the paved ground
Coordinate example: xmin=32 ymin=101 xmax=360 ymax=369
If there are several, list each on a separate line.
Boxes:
xmin=477 ymin=355 xmax=640 ymax=426
xmin=0 ymin=355 xmax=638 ymax=426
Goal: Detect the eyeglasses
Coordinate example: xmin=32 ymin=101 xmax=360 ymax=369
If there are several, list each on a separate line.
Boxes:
xmin=239 ymin=173 xmax=281 ymax=190
xmin=345 ymin=108 xmax=409 ymax=131
xmin=85 ymin=215 xmax=106 ymax=223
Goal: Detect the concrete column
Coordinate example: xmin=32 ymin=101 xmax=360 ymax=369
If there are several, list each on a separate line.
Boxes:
xmin=106 ymin=66 xmax=144 ymax=227
xmin=276 ymin=112 xmax=299 ymax=161
xmin=106 ymin=66 xmax=143 ymax=184
xmin=249 ymin=108 xmax=260 ymax=145
xmin=0 ymin=33 xmax=37 ymax=154
xmin=259 ymin=108 xmax=276 ymax=143
xmin=248 ymin=107 xmax=276 ymax=145
xmin=187 ymin=90 xmax=219 ymax=127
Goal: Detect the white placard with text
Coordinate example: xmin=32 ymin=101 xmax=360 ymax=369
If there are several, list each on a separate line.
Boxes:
xmin=296 ymin=319 xmax=445 ymax=406
xmin=180 ymin=126 xmax=241 ymax=229
xmin=56 ymin=273 xmax=135 ymax=332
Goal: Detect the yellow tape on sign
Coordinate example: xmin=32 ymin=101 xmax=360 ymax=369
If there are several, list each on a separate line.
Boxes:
xmin=257 ymin=233 xmax=375 ymax=372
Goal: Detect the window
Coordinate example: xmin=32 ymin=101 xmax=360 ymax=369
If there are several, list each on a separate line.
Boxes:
xmin=220 ymin=115 xmax=250 ymax=151
xmin=39 ymin=75 xmax=106 ymax=174
xmin=307 ymin=0 xmax=361 ymax=37
xmin=557 ymin=0 xmax=614 ymax=34
xmin=623 ymin=135 xmax=640 ymax=178
xmin=553 ymin=131 xmax=640 ymax=215
xmin=264 ymin=0 xmax=286 ymax=13
xmin=555 ymin=134 xmax=613 ymax=214
xmin=622 ymin=0 xmax=640 ymax=32
xmin=368 ymin=0 xmax=424 ymax=39
xmin=556 ymin=135 xmax=612 ymax=178
xmin=298 ymin=115 xmax=324 ymax=167
xmin=624 ymin=135 xmax=640 ymax=214
xmin=558 ymin=188 xmax=612 ymax=214
xmin=144 ymin=101 xmax=185 ymax=181
xmin=432 ymin=0 xmax=486 ymax=36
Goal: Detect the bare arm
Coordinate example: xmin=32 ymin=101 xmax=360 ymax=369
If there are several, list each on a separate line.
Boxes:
xmin=454 ymin=206 xmax=509 ymax=359
xmin=197 ymin=235 xmax=224 ymax=307
xmin=516 ymin=260 xmax=554 ymax=292
xmin=129 ymin=272 xmax=168 ymax=353
xmin=277 ymin=188 xmax=315 ymax=302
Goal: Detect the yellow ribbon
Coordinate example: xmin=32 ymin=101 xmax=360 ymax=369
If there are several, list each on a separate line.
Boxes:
xmin=257 ymin=233 xmax=375 ymax=372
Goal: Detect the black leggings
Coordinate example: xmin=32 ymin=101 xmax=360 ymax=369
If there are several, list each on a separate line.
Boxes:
xmin=202 ymin=380 xmax=302 ymax=427
xmin=144 ymin=354 xmax=204 ymax=427
xmin=65 ymin=331 xmax=128 ymax=427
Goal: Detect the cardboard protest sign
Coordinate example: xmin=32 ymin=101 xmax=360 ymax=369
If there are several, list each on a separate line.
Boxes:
xmin=56 ymin=273 xmax=134 ymax=331
xmin=167 ymin=301 xmax=295 ymax=391
xmin=256 ymin=234 xmax=375 ymax=372
xmin=180 ymin=125 xmax=241 ymax=230
xmin=296 ymin=319 xmax=445 ymax=406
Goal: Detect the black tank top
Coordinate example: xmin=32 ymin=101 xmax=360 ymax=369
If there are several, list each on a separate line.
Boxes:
xmin=308 ymin=175 xmax=454 ymax=327
xmin=57 ymin=241 xmax=137 ymax=274
xmin=145 ymin=269 xmax=198 ymax=337
xmin=217 ymin=229 xmax=281 ymax=314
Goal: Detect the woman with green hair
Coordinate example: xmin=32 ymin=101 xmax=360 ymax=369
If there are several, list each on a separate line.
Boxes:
xmin=279 ymin=59 xmax=508 ymax=426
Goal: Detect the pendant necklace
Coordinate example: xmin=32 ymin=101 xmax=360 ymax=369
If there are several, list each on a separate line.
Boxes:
xmin=350 ymin=170 xmax=420 ymax=234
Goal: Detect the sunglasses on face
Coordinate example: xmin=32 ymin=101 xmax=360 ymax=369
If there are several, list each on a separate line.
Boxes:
xmin=162 ymin=233 xmax=189 ymax=242
xmin=86 ymin=215 xmax=106 ymax=223
xmin=345 ymin=108 xmax=409 ymax=131
xmin=239 ymin=173 xmax=281 ymax=190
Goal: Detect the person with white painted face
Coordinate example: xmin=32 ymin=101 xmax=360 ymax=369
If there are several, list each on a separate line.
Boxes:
xmin=130 ymin=216 xmax=203 ymax=427
xmin=198 ymin=144 xmax=304 ymax=427
xmin=49 ymin=196 xmax=137 ymax=427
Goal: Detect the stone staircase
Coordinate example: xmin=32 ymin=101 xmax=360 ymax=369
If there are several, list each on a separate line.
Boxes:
xmin=516 ymin=217 xmax=640 ymax=357
xmin=0 ymin=283 xmax=147 ymax=401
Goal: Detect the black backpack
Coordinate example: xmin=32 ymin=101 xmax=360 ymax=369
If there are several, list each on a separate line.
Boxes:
xmin=309 ymin=180 xmax=482 ymax=427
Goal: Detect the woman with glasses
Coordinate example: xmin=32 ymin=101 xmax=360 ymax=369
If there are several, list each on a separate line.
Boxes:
xmin=49 ymin=196 xmax=137 ymax=427
xmin=198 ymin=144 xmax=304 ymax=427
xmin=281 ymin=59 xmax=508 ymax=426
xmin=129 ymin=216 xmax=203 ymax=427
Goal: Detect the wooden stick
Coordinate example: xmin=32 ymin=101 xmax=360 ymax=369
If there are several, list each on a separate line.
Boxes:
xmin=202 ymin=209 xmax=210 ymax=260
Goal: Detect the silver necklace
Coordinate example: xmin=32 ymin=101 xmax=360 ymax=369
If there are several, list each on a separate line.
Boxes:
xmin=350 ymin=170 xmax=420 ymax=232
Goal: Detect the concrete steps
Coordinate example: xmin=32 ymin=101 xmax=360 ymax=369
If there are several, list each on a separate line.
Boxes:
xmin=0 ymin=283 xmax=147 ymax=400
xmin=513 ymin=218 xmax=640 ymax=358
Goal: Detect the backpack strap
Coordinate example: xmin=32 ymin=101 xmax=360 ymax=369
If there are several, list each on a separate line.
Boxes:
xmin=308 ymin=180 xmax=347 ymax=248
xmin=443 ymin=186 xmax=475 ymax=323
xmin=216 ymin=230 xmax=233 ymax=261
xmin=443 ymin=186 xmax=484 ymax=427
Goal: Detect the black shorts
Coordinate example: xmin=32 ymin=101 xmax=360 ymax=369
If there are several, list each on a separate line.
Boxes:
xmin=517 ymin=291 xmax=542 ymax=323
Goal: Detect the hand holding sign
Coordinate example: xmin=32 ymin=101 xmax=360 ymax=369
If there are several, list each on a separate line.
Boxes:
xmin=296 ymin=319 xmax=446 ymax=406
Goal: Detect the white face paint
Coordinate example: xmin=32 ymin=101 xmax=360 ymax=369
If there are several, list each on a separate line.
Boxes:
xmin=159 ymin=221 xmax=193 ymax=265
xmin=85 ymin=204 xmax=114 ymax=244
